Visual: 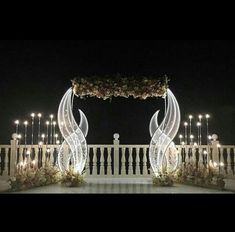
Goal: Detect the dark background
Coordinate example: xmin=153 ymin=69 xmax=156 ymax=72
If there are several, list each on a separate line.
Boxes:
xmin=0 ymin=40 xmax=234 ymax=145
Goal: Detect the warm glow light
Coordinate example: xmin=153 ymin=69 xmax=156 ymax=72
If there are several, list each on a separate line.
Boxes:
xmin=47 ymin=148 xmax=50 ymax=153
xmin=189 ymin=115 xmax=193 ymax=119
xmin=217 ymin=144 xmax=221 ymax=148
xmin=193 ymin=142 xmax=198 ymax=146
xmin=14 ymin=120 xmax=19 ymax=125
xmin=213 ymin=162 xmax=217 ymax=167
xmin=55 ymin=133 xmax=58 ymax=138
xmin=184 ymin=122 xmax=188 ymax=126
xmin=50 ymin=114 xmax=54 ymax=119
xmin=26 ymin=150 xmax=30 ymax=155
xmin=46 ymin=121 xmax=49 ymax=125
xmin=179 ymin=134 xmax=183 ymax=139
xmin=220 ymin=162 xmax=224 ymax=167
xmin=38 ymin=113 xmax=42 ymax=118
xmin=32 ymin=160 xmax=36 ymax=165
xmin=38 ymin=141 xmax=43 ymax=146
xmin=190 ymin=135 xmax=194 ymax=139
xmin=205 ymin=114 xmax=210 ymax=119
xmin=196 ymin=122 xmax=201 ymax=127
xmin=31 ymin=113 xmax=35 ymax=118
xmin=18 ymin=134 xmax=22 ymax=139
xmin=24 ymin=121 xmax=28 ymax=126
xmin=56 ymin=140 xmax=60 ymax=145
xmin=181 ymin=141 xmax=185 ymax=145
xmin=203 ymin=150 xmax=207 ymax=155
xmin=208 ymin=135 xmax=212 ymax=140
xmin=41 ymin=134 xmax=45 ymax=138
xmin=198 ymin=115 xmax=203 ymax=120
xmin=53 ymin=121 xmax=56 ymax=126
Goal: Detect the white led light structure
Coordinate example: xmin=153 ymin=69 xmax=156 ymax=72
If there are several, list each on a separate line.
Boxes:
xmin=149 ymin=89 xmax=181 ymax=176
xmin=57 ymin=88 xmax=88 ymax=174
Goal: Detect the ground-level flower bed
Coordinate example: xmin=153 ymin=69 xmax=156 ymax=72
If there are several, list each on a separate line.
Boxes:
xmin=152 ymin=174 xmax=174 ymax=187
xmin=61 ymin=169 xmax=86 ymax=187
xmin=8 ymin=166 xmax=86 ymax=192
xmin=8 ymin=166 xmax=61 ymax=192
xmin=174 ymin=163 xmax=225 ymax=190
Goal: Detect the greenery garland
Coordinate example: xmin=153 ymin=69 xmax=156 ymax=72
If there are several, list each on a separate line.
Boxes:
xmin=71 ymin=74 xmax=169 ymax=100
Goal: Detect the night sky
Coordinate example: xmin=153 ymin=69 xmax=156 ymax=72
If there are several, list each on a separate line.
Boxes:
xmin=0 ymin=40 xmax=235 ymax=145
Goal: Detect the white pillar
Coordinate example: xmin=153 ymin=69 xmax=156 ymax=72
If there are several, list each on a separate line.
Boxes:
xmin=113 ymin=133 xmax=120 ymax=176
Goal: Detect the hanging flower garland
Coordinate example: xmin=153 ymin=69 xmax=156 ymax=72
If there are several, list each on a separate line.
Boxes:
xmin=71 ymin=75 xmax=169 ymax=100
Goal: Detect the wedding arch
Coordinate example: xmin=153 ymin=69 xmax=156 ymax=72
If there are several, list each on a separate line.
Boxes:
xmin=57 ymin=75 xmax=181 ymax=177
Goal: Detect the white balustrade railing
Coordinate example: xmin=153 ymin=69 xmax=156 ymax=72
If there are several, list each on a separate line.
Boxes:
xmin=0 ymin=134 xmax=235 ymax=179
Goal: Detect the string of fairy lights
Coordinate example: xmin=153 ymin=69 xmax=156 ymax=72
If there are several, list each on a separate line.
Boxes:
xmin=178 ymin=114 xmax=212 ymax=146
xmin=14 ymin=113 xmax=62 ymax=146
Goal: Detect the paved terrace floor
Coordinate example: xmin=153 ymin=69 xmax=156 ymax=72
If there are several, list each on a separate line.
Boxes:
xmin=3 ymin=178 xmax=233 ymax=194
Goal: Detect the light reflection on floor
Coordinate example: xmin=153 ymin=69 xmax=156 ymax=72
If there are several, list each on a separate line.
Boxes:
xmin=16 ymin=178 xmax=232 ymax=194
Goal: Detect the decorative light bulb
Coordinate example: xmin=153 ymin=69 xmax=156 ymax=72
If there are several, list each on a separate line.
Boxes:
xmin=205 ymin=114 xmax=210 ymax=119
xmin=179 ymin=134 xmax=183 ymax=138
xmin=213 ymin=162 xmax=217 ymax=167
xmin=203 ymin=150 xmax=207 ymax=155
xmin=55 ymin=133 xmax=58 ymax=138
xmin=24 ymin=121 xmax=28 ymax=126
xmin=46 ymin=121 xmax=49 ymax=125
xmin=220 ymin=162 xmax=224 ymax=167
xmin=53 ymin=121 xmax=56 ymax=126
xmin=26 ymin=150 xmax=30 ymax=155
xmin=18 ymin=134 xmax=22 ymax=139
xmin=196 ymin=122 xmax=201 ymax=127
xmin=198 ymin=115 xmax=203 ymax=120
xmin=193 ymin=142 xmax=198 ymax=146
xmin=38 ymin=141 xmax=43 ymax=146
xmin=189 ymin=115 xmax=193 ymax=120
xmin=31 ymin=113 xmax=35 ymax=118
xmin=56 ymin=140 xmax=60 ymax=145
xmin=184 ymin=122 xmax=188 ymax=126
xmin=190 ymin=135 xmax=194 ymax=139
xmin=41 ymin=134 xmax=45 ymax=138
xmin=217 ymin=144 xmax=221 ymax=148
xmin=38 ymin=113 xmax=42 ymax=118
xmin=14 ymin=120 xmax=19 ymax=125
xmin=208 ymin=135 xmax=212 ymax=140
xmin=50 ymin=114 xmax=54 ymax=119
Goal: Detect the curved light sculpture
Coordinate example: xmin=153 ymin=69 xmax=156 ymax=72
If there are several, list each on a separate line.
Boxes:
xmin=149 ymin=89 xmax=181 ymax=176
xmin=57 ymin=88 xmax=88 ymax=174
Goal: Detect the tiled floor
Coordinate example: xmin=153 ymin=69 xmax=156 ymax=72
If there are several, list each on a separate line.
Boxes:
xmin=13 ymin=178 xmax=233 ymax=194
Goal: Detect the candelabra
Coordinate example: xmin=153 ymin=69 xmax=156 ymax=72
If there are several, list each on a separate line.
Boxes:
xmin=24 ymin=121 xmax=28 ymax=145
xmin=198 ymin=115 xmax=202 ymax=145
xmin=50 ymin=114 xmax=53 ymax=144
xmin=53 ymin=121 xmax=56 ymax=144
xmin=179 ymin=134 xmax=183 ymax=144
xmin=46 ymin=121 xmax=49 ymax=145
xmin=30 ymin=113 xmax=35 ymax=145
xmin=189 ymin=115 xmax=193 ymax=136
xmin=14 ymin=120 xmax=19 ymax=134
xmin=196 ymin=122 xmax=201 ymax=145
xmin=190 ymin=134 xmax=194 ymax=144
xmin=38 ymin=113 xmax=42 ymax=143
xmin=184 ymin=122 xmax=188 ymax=145
xmin=205 ymin=114 xmax=210 ymax=145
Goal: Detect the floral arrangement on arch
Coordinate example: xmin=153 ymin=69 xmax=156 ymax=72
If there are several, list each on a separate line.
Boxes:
xmin=71 ymin=74 xmax=169 ymax=100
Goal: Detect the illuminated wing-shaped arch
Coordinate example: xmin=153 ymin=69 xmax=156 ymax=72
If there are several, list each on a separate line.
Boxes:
xmin=57 ymin=88 xmax=88 ymax=174
xmin=149 ymin=89 xmax=181 ymax=176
